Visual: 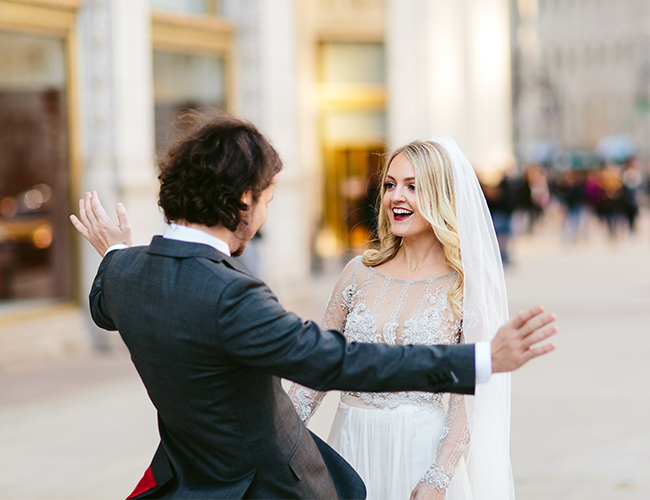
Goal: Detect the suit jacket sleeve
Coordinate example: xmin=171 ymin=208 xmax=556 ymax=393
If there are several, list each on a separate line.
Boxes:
xmin=89 ymin=251 xmax=119 ymax=331
xmin=217 ymin=274 xmax=476 ymax=395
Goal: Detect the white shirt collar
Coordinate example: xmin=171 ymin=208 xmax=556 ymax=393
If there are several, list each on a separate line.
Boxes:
xmin=163 ymin=223 xmax=231 ymax=256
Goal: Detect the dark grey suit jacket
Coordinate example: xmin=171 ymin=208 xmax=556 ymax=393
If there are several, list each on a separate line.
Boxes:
xmin=90 ymin=236 xmax=475 ymax=499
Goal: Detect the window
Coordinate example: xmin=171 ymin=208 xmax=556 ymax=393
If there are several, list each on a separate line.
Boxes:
xmin=153 ymin=51 xmax=226 ymax=150
xmin=150 ymin=7 xmax=233 ymax=151
xmin=319 ymin=42 xmax=386 ymax=85
xmin=150 ymin=0 xmax=219 ymax=16
xmin=0 ymin=31 xmax=72 ymax=302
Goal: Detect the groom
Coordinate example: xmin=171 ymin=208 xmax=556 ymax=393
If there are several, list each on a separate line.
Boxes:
xmin=71 ymin=112 xmax=557 ymax=499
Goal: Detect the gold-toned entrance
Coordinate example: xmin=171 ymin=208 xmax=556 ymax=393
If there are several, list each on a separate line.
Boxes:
xmin=316 ymin=41 xmax=387 ymax=256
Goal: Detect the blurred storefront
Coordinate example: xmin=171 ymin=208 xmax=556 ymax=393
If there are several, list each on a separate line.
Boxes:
xmin=0 ymin=31 xmax=73 ymax=302
xmin=0 ymin=0 xmax=234 ymax=365
xmin=0 ymin=0 xmax=514 ymax=366
xmin=0 ymin=1 xmax=84 ymax=367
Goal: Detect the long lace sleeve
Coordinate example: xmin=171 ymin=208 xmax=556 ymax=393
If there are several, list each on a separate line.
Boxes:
xmin=419 ymin=332 xmax=471 ymax=494
xmin=287 ymin=383 xmax=326 ymax=424
xmin=288 ymin=257 xmax=360 ymax=424
xmin=419 ymin=394 xmax=470 ymax=493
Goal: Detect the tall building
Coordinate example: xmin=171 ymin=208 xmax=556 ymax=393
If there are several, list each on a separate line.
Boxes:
xmin=513 ymin=0 xmax=650 ymax=163
xmin=0 ymin=0 xmax=513 ymax=366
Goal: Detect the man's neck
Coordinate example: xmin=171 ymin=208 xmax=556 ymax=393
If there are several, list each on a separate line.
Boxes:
xmin=175 ymin=221 xmax=240 ymax=255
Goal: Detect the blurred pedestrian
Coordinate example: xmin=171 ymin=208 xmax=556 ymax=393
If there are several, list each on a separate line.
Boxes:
xmin=524 ymin=164 xmax=551 ymax=231
xmin=600 ymin=163 xmax=624 ymax=239
xmin=483 ymin=172 xmax=514 ymax=265
xmin=555 ymin=169 xmax=586 ymax=243
xmin=584 ymin=169 xmax=605 ymax=220
xmin=621 ymin=157 xmax=643 ymax=234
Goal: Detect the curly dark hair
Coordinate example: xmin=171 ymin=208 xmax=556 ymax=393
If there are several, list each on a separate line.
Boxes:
xmin=157 ymin=110 xmax=283 ymax=231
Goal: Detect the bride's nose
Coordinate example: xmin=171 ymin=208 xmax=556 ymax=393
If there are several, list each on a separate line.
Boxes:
xmin=390 ymin=186 xmax=407 ymax=203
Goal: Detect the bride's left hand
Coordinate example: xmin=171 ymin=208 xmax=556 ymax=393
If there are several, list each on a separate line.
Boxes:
xmin=409 ymin=484 xmax=445 ymax=500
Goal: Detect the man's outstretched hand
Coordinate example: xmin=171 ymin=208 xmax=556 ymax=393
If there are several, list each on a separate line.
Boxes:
xmin=491 ymin=306 xmax=557 ymax=373
xmin=70 ymin=191 xmax=132 ymax=256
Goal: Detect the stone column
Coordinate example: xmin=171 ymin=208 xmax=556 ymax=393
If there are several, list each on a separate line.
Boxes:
xmin=109 ymin=0 xmax=161 ymax=244
xmin=222 ymin=0 xmax=310 ymax=302
xmin=77 ymin=0 xmax=161 ymax=350
xmin=387 ymin=0 xmax=513 ymax=171
xmin=464 ymin=0 xmax=513 ymax=170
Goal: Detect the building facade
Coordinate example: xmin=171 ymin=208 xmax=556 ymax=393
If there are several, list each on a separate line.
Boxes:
xmin=0 ymin=0 xmax=513 ymax=366
xmin=513 ymin=0 xmax=650 ymax=163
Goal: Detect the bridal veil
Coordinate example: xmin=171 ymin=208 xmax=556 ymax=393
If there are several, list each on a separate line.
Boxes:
xmin=429 ymin=135 xmax=515 ymax=499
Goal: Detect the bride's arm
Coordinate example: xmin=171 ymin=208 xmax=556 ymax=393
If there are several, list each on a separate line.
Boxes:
xmin=413 ymin=331 xmax=471 ymax=498
xmin=286 ymin=383 xmax=326 ymax=424
xmin=288 ymin=258 xmax=359 ymax=423
xmin=416 ymin=393 xmax=470 ymax=496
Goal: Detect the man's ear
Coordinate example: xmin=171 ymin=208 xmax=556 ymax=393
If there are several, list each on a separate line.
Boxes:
xmin=240 ymin=190 xmax=253 ymax=207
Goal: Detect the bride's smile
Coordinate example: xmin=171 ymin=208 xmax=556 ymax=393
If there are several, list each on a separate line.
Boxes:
xmin=383 ymin=152 xmax=433 ymax=240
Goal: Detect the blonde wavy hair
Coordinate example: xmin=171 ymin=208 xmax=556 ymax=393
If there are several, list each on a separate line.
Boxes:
xmin=362 ymin=140 xmax=464 ymax=318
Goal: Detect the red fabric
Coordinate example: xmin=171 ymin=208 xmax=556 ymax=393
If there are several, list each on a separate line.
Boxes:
xmin=126 ymin=467 xmax=157 ymax=499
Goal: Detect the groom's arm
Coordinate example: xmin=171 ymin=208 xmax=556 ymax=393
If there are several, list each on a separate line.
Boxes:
xmin=89 ymin=251 xmax=119 ymax=331
xmin=217 ymin=272 xmax=556 ymax=394
xmin=217 ymin=273 xmax=476 ymax=395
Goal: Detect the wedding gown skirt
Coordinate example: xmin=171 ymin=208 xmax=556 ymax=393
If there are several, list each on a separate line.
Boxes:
xmin=328 ymin=395 xmax=472 ymax=500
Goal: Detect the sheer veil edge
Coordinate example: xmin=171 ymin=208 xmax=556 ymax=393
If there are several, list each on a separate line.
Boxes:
xmin=429 ymin=135 xmax=515 ymax=500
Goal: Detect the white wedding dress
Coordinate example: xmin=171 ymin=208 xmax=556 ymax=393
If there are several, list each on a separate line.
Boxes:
xmin=290 ymin=135 xmax=515 ymax=500
xmin=289 ymin=256 xmax=473 ymax=500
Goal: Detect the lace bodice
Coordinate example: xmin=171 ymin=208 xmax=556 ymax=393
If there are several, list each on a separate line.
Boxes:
xmin=288 ymin=257 xmax=471 ymax=493
xmin=336 ymin=260 xmax=461 ymax=412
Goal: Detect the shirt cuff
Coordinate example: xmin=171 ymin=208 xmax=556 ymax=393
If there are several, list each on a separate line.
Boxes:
xmin=475 ymin=341 xmax=492 ymax=384
xmin=104 ymin=244 xmax=129 ymax=257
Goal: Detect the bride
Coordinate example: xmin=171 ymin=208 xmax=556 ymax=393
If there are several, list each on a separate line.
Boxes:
xmin=288 ymin=136 xmax=515 ymax=499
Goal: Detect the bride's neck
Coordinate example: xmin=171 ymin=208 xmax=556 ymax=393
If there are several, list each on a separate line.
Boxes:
xmin=395 ymin=233 xmax=446 ymax=274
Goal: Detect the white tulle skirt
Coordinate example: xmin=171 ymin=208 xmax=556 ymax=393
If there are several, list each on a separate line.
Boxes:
xmin=327 ymin=396 xmax=472 ymax=500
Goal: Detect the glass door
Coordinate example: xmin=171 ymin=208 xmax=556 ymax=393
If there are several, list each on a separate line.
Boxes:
xmin=317 ymin=41 xmax=387 ymax=256
xmin=0 ymin=31 xmax=72 ymax=303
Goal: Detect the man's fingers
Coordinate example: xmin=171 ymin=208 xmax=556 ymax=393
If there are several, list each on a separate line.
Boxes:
xmin=69 ymin=214 xmax=88 ymax=238
xmin=78 ymin=195 xmax=90 ymax=226
xmin=90 ymin=190 xmax=111 ymax=225
xmin=519 ymin=312 xmax=556 ymax=338
xmin=82 ymin=192 xmax=99 ymax=230
xmin=524 ymin=341 xmax=557 ymax=361
xmin=115 ymin=202 xmax=131 ymax=231
xmin=523 ymin=324 xmax=558 ymax=349
xmin=493 ymin=307 xmax=558 ymax=372
xmin=510 ymin=305 xmax=545 ymax=329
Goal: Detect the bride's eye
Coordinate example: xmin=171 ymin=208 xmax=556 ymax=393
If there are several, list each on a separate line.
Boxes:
xmin=408 ymin=184 xmax=416 ymax=191
xmin=383 ymin=182 xmax=395 ymax=190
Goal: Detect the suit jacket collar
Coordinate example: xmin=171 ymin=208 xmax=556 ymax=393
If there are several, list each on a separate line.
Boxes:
xmin=146 ymin=235 xmax=254 ymax=278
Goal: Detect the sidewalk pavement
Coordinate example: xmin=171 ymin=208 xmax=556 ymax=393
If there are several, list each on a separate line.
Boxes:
xmin=1 ymin=212 xmax=649 ymax=499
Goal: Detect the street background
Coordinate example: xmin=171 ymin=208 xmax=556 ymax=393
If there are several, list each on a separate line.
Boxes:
xmin=1 ymin=209 xmax=649 ymax=500
xmin=1 ymin=1 xmax=650 ymax=499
